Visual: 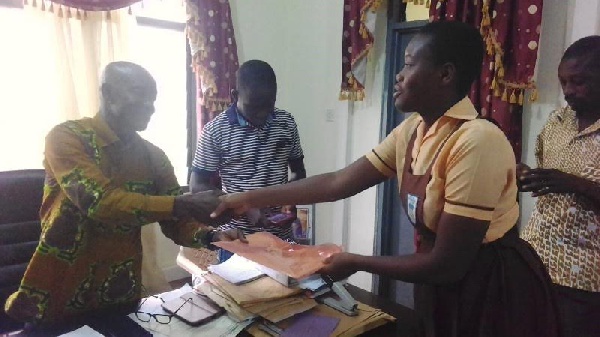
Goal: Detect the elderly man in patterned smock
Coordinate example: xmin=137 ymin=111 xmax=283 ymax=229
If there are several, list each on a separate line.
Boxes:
xmin=520 ymin=36 xmax=600 ymax=337
xmin=4 ymin=62 xmax=244 ymax=333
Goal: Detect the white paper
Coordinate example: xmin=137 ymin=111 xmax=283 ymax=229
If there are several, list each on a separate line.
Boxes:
xmin=254 ymin=263 xmax=291 ymax=287
xmin=298 ymin=274 xmax=327 ymax=291
xmin=161 ymin=283 xmax=194 ymax=302
xmin=208 ymin=254 xmax=265 ymax=285
xmin=58 ymin=325 xmax=104 ymax=337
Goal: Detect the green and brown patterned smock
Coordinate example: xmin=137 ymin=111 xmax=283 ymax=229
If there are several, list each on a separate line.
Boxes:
xmin=5 ymin=114 xmax=211 ymax=325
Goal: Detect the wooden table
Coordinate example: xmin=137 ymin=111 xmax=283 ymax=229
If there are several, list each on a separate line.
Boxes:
xmin=345 ymin=284 xmax=421 ymax=337
xmin=238 ymin=283 xmax=422 ymax=337
xmin=9 ymin=284 xmax=422 ymax=337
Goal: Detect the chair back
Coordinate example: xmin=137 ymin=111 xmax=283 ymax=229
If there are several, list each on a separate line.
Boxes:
xmin=0 ymin=169 xmax=45 ymax=333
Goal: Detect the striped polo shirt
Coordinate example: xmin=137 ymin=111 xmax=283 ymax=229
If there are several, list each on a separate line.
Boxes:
xmin=192 ymin=105 xmax=304 ymax=239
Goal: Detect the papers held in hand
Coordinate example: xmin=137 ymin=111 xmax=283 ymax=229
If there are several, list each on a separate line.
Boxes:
xmin=212 ymin=232 xmax=343 ymax=280
xmin=161 ymin=292 xmax=224 ymax=326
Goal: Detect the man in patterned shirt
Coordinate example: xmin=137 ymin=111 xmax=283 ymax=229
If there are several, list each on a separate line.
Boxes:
xmin=520 ymin=36 xmax=600 ymax=337
xmin=4 ymin=62 xmax=244 ymax=333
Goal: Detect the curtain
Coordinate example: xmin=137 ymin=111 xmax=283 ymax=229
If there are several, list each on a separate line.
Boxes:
xmin=29 ymin=0 xmax=140 ymax=11
xmin=24 ymin=2 xmax=134 ymax=120
xmin=427 ymin=0 xmax=543 ymax=160
xmin=340 ymin=0 xmax=383 ymax=101
xmin=0 ymin=4 xmax=135 ymax=168
xmin=22 ymin=4 xmax=171 ymax=295
xmin=185 ymin=0 xmax=239 ymax=134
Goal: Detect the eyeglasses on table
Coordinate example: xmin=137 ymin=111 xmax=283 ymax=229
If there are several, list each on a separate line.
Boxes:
xmin=134 ymin=295 xmax=191 ymax=324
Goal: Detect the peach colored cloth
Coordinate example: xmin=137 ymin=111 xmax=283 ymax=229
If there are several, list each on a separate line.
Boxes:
xmin=213 ymin=232 xmax=342 ymax=279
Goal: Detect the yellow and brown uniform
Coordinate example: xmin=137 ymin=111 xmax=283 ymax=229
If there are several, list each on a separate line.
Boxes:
xmin=367 ymin=97 xmax=519 ymax=240
xmin=5 ymin=115 xmax=211 ymax=324
xmin=366 ymin=98 xmax=560 ymax=337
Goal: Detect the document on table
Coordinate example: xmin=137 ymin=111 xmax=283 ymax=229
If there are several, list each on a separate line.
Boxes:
xmin=208 ymin=254 xmax=265 ymax=285
xmin=58 ymin=325 xmax=104 ymax=337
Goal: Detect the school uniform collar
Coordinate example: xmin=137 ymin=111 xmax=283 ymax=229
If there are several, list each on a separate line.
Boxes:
xmin=442 ymin=96 xmax=479 ymax=120
xmin=415 ymin=96 xmax=478 ymax=141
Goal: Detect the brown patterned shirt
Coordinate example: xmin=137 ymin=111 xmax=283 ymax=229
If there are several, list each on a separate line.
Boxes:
xmin=521 ymin=106 xmax=600 ymax=292
xmin=5 ymin=115 xmax=212 ymax=324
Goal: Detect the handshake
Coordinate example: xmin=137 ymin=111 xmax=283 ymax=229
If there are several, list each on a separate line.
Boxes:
xmin=172 ymin=190 xmax=297 ymax=228
xmin=173 ymin=190 xmax=249 ymax=244
xmin=172 ymin=190 xmax=233 ymax=226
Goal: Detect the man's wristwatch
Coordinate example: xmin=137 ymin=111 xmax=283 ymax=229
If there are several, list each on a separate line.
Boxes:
xmin=202 ymin=229 xmax=218 ymax=250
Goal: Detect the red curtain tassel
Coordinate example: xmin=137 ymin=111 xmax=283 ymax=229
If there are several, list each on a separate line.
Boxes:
xmin=518 ymin=90 xmax=524 ymax=105
xmin=509 ymin=90 xmax=517 ymax=104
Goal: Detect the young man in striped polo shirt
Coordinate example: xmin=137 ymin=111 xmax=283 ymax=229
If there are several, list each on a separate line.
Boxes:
xmin=190 ymin=60 xmax=306 ymax=262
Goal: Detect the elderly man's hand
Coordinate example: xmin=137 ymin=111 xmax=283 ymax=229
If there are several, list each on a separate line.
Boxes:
xmin=174 ymin=190 xmax=233 ymax=225
xmin=212 ymin=228 xmax=248 ymax=243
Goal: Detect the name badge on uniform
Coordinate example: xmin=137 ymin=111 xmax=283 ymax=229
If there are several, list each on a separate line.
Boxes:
xmin=407 ymin=194 xmax=418 ymax=225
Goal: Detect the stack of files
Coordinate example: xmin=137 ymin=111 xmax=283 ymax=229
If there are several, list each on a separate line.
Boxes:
xmin=246 ymin=301 xmax=396 ymax=337
xmin=197 ymin=273 xmax=317 ymax=324
xmin=208 ymin=253 xmax=297 ymax=287
xmin=256 ymin=263 xmax=298 ymax=287
xmin=212 ymin=232 xmax=343 ymax=282
xmin=208 ymin=254 xmax=266 ymax=285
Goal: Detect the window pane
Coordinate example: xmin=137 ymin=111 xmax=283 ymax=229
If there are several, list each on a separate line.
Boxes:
xmin=0 ymin=7 xmax=188 ymax=186
xmin=0 ymin=8 xmax=63 ymax=171
xmin=133 ymin=26 xmax=188 ymax=185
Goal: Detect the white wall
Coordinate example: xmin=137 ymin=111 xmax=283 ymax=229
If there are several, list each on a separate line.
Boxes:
xmin=231 ymin=0 xmax=342 ymax=249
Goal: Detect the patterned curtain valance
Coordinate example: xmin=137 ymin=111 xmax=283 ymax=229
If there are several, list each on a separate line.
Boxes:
xmin=340 ymin=0 xmax=383 ymax=101
xmin=410 ymin=0 xmax=542 ymax=106
xmin=25 ymin=0 xmax=141 ymax=11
